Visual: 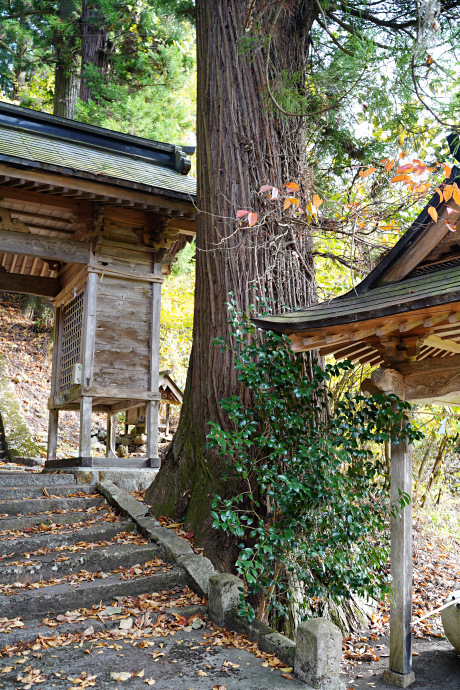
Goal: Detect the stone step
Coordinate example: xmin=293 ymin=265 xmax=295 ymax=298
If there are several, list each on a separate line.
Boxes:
xmin=0 ymin=543 xmax=162 ymax=585
xmin=0 ymin=495 xmax=105 ymax=515
xmin=0 ymin=472 xmax=76 ymax=486
xmin=0 ymin=601 xmax=206 ymax=649
xmin=0 ymin=507 xmax=111 ymax=531
xmin=0 ymin=569 xmax=186 ymax=620
xmin=0 ymin=484 xmax=96 ymax=501
xmin=0 ymin=520 xmax=134 ymax=558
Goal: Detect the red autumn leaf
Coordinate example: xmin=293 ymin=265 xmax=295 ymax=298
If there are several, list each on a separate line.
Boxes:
xmin=236 ymin=210 xmax=249 ymax=218
xmin=397 ymin=163 xmax=415 ymax=174
xmin=259 ymin=185 xmax=273 ymax=193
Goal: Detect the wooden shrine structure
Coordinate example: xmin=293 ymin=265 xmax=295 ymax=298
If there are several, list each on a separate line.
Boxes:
xmin=125 ymin=369 xmax=183 ymax=436
xmin=0 ymin=102 xmax=196 ymax=469
xmin=253 ymin=156 xmax=460 ymax=686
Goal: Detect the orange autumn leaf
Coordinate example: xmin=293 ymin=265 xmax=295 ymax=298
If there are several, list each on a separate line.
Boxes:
xmin=359 ymin=166 xmax=375 ymax=177
xmin=441 ymin=163 xmax=452 ymax=178
xmin=284 ymin=182 xmax=299 ymax=191
xmin=312 ymin=194 xmax=323 ymax=208
xmin=283 ymin=197 xmax=299 ymax=210
xmin=385 ymin=159 xmax=395 ymax=172
xmin=443 ymin=185 xmax=453 ymax=201
xmin=391 ymin=174 xmax=410 ymax=183
xmin=453 ymin=183 xmax=460 ymax=206
xmin=248 ymin=212 xmax=258 ymax=226
xmin=427 ymin=206 xmax=438 ymax=222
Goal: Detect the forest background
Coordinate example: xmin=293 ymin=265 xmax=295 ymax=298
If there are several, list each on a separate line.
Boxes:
xmin=0 ymin=0 xmax=459 ymax=624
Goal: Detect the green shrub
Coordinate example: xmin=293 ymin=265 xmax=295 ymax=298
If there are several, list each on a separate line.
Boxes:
xmin=207 ymin=297 xmax=422 ymax=623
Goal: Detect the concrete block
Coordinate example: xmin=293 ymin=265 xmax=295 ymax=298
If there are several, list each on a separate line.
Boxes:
xmin=177 ymin=553 xmax=216 ymax=596
xmin=382 ymin=670 xmax=415 ymax=688
xmin=225 ymin=608 xmax=272 ymax=641
xmin=295 ymin=618 xmax=345 ymax=690
xmin=146 ymin=526 xmax=194 ymax=561
xmin=208 ymin=573 xmax=243 ymax=627
xmin=96 ymin=480 xmax=148 ymax=520
xmin=259 ymin=632 xmax=296 ymax=665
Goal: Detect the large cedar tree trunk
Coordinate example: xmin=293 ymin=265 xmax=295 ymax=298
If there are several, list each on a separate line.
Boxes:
xmin=145 ymin=0 xmax=319 ymax=570
xmin=80 ymin=1 xmax=111 ymax=103
xmin=53 ymin=0 xmax=80 ymax=118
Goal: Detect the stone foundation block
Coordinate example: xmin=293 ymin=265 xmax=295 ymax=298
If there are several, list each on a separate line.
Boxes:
xmin=177 ymin=553 xmax=216 ymax=596
xmin=382 ymin=669 xmax=415 ymax=688
xmin=208 ymin=573 xmax=243 ymax=627
xmin=295 ymin=618 xmax=345 ymax=690
xmin=259 ymin=631 xmax=296 ymax=665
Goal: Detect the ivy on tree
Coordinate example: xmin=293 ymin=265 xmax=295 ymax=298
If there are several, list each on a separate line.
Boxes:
xmin=207 ymin=297 xmax=423 ymax=624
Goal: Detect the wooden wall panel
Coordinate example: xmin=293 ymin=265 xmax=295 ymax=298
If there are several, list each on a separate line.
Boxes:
xmin=93 ymin=275 xmax=152 ymax=393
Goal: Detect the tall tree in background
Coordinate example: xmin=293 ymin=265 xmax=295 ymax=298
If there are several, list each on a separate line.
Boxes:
xmin=53 ymin=0 xmax=79 ymax=117
xmin=146 ymin=0 xmax=460 ymax=568
xmin=0 ymin=0 xmax=195 ymax=141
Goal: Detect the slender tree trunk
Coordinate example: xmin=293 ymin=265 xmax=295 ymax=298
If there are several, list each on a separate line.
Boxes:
xmin=53 ymin=0 xmax=80 ymax=118
xmin=145 ymin=1 xmax=319 ymax=570
xmin=80 ymin=1 xmax=111 ymax=103
xmin=421 ymin=435 xmax=447 ymax=508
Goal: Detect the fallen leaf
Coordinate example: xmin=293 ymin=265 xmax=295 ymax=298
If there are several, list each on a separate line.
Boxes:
xmin=110 ymin=671 xmax=132 ymax=681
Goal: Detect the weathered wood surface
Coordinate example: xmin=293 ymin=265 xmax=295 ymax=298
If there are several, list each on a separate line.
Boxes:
xmin=381 ymin=206 xmax=456 ymax=284
xmin=47 ymin=409 xmax=59 ymax=462
xmin=81 ymin=272 xmax=97 ymax=389
xmin=0 ymin=272 xmax=59 ymax=297
xmin=365 ymin=359 xmax=460 ymax=405
xmin=79 ymin=396 xmax=92 ymax=457
xmin=422 ymin=334 xmax=460 ymax=354
xmin=92 ymin=275 xmax=152 ymax=393
xmin=389 ymin=432 xmax=413 ymax=676
xmin=0 ymin=227 xmax=90 ymax=264
xmin=0 ymin=163 xmax=194 ymax=214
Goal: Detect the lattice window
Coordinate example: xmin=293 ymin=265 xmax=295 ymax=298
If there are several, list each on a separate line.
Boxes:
xmin=59 ymin=290 xmax=84 ymax=392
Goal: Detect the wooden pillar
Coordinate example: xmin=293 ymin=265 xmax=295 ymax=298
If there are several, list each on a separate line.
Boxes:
xmin=383 ymin=431 xmax=415 ymax=687
xmin=47 ymin=306 xmax=61 ymax=463
xmin=165 ymin=403 xmax=170 ymax=436
xmin=147 ymin=262 xmax=162 ymax=468
xmin=79 ymin=272 xmax=97 ymax=461
xmin=106 ymin=412 xmax=117 ymax=458
xmin=47 ymin=409 xmax=59 ymax=462
xmin=79 ymin=396 xmax=92 ymax=458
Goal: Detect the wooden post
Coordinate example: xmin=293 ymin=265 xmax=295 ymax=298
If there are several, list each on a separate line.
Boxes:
xmin=165 ymin=403 xmax=170 ymax=436
xmin=47 ymin=305 xmax=61 ymax=463
xmin=79 ymin=396 xmax=92 ymax=458
xmin=106 ymin=412 xmax=117 ymax=458
xmin=146 ymin=400 xmax=159 ymax=464
xmin=79 ymin=272 xmax=97 ymax=461
xmin=47 ymin=410 xmax=59 ymax=462
xmin=147 ymin=261 xmax=162 ymax=467
xmin=383 ymin=430 xmax=415 ymax=688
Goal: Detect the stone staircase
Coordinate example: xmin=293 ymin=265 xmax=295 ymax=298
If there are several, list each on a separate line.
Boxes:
xmin=0 ymin=471 xmax=187 ymax=646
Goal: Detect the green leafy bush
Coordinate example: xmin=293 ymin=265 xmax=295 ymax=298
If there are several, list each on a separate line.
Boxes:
xmin=207 ymin=298 xmax=422 ymax=623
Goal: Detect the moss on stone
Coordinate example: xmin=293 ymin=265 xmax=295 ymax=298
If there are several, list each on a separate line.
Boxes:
xmin=0 ymin=353 xmax=43 ymax=459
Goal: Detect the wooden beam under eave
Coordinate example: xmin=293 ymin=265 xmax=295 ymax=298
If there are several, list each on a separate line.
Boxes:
xmin=0 ymin=228 xmax=90 ymax=264
xmin=380 ymin=203 xmax=460 ymax=285
xmin=421 ymin=334 xmax=460 ymax=354
xmin=0 ymin=272 xmax=60 ymax=297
